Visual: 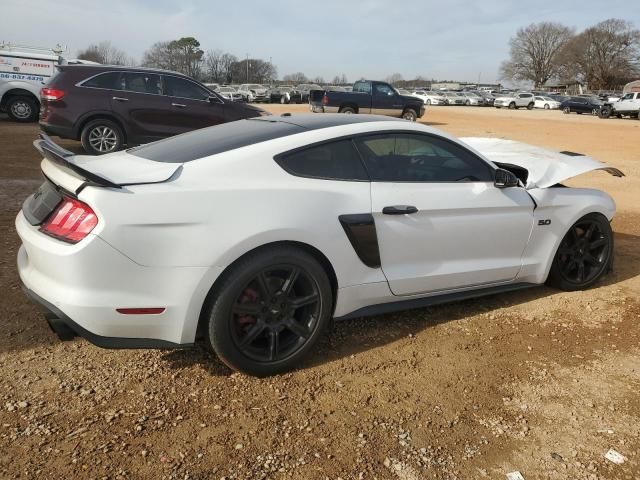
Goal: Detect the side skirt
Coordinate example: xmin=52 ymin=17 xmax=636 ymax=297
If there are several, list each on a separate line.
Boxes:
xmin=335 ymin=282 xmax=538 ymax=320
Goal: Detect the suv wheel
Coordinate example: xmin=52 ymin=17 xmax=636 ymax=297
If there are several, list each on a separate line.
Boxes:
xmin=81 ymin=119 xmax=124 ymax=155
xmin=598 ymin=106 xmax=612 ymax=119
xmin=402 ymin=109 xmax=418 ymax=121
xmin=206 ymin=246 xmax=333 ymax=376
xmin=527 ymin=102 xmax=534 ymax=110
xmin=7 ymin=96 xmax=38 ymax=122
xmin=508 ymin=102 xmax=516 ymax=109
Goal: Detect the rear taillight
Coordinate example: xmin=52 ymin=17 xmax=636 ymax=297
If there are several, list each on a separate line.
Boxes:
xmin=322 ymin=94 xmax=328 ymax=106
xmin=40 ymin=197 xmax=98 ymax=243
xmin=40 ymin=87 xmax=65 ymax=101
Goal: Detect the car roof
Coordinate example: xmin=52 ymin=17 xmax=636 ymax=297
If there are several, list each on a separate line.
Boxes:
xmin=59 ymin=64 xmax=191 ymax=78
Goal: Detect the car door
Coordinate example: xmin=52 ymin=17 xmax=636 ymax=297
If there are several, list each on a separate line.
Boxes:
xmin=109 ymin=71 xmax=174 ymax=143
xmin=355 ymin=132 xmax=535 ymax=296
xmin=518 ymin=93 xmax=533 ymax=107
xmin=163 ymin=75 xmax=226 ymax=133
xmin=371 ymin=83 xmax=403 ymax=117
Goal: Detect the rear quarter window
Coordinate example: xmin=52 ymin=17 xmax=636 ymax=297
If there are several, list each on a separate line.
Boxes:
xmin=276 ymin=140 xmax=369 ymax=181
xmin=81 ymin=72 xmax=121 ymax=89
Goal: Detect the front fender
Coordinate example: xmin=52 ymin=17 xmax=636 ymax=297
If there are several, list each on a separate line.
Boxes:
xmin=517 ymin=187 xmax=616 ymax=284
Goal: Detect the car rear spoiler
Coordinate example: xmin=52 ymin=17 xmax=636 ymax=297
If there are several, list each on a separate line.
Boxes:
xmin=33 ymin=134 xmax=122 ymax=189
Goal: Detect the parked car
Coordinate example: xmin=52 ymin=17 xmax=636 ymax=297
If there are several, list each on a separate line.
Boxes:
xmin=269 ymin=85 xmax=302 ymax=104
xmin=459 ymin=92 xmax=483 ymax=105
xmin=411 ymin=90 xmax=446 ymax=105
xmin=39 ymin=65 xmax=268 ymax=155
xmin=238 ymin=83 xmax=268 ymax=102
xmin=0 ymin=44 xmax=62 ymax=122
xmin=560 ymin=96 xmax=603 ymax=115
xmin=533 ymin=96 xmax=561 ymax=110
xmin=474 ymin=90 xmax=495 ymax=106
xmin=598 ymin=92 xmax=640 ymax=119
xmin=494 ymin=92 xmax=535 ymax=109
xmin=18 ymin=114 xmax=624 ymax=375
xmin=440 ymin=92 xmax=466 ymax=105
xmin=296 ymin=84 xmax=322 ymax=103
xmin=309 ymin=80 xmax=425 ymax=121
xmin=216 ymin=86 xmax=243 ymax=102
xmin=396 ymin=88 xmax=412 ymax=96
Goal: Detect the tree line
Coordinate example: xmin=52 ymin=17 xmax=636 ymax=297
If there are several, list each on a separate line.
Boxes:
xmin=500 ymin=18 xmax=640 ymax=90
xmin=77 ymin=37 xmax=349 ymax=85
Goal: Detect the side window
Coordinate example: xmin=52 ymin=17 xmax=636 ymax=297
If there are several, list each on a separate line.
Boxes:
xmin=121 ymin=72 xmax=161 ymax=94
xmin=353 ymin=134 xmax=493 ymax=182
xmin=276 ymin=140 xmax=369 ymax=181
xmin=353 ymin=82 xmax=372 ymax=94
xmin=164 ymin=76 xmax=210 ymax=100
xmin=82 ymin=72 xmax=121 ymax=89
xmin=374 ymin=84 xmax=394 ymax=96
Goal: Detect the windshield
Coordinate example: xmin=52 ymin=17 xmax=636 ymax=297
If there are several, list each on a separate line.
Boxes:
xmin=248 ymin=84 xmax=263 ymax=89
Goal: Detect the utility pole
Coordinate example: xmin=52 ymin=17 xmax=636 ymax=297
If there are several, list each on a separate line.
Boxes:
xmin=246 ymin=53 xmax=249 ymax=83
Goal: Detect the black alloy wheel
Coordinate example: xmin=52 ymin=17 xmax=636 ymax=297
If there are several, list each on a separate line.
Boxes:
xmin=547 ymin=213 xmax=613 ymax=291
xmin=207 ymin=247 xmax=332 ymax=376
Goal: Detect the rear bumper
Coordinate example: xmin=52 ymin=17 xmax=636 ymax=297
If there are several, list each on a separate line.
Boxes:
xmin=39 ymin=122 xmax=75 ymax=140
xmin=16 ymin=211 xmax=212 ymax=347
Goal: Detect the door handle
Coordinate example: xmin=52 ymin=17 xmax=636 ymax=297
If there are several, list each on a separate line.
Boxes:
xmin=112 ymin=96 xmax=129 ymax=102
xmin=171 ymin=103 xmax=187 ymax=108
xmin=382 ymin=205 xmax=418 ymax=215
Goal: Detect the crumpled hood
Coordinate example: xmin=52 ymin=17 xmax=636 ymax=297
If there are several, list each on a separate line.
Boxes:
xmin=461 ymin=137 xmax=624 ymax=189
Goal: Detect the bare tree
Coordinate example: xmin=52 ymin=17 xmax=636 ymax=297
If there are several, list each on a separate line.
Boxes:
xmin=204 ymin=49 xmax=225 ymax=83
xmin=386 ymin=73 xmax=404 ymax=85
xmin=142 ymin=37 xmax=204 ymax=79
xmin=77 ymin=41 xmax=130 ymax=65
xmin=230 ymin=58 xmax=276 ymax=84
xmin=558 ymin=19 xmax=640 ymax=90
xmin=313 ymin=76 xmax=325 ymax=84
xmin=282 ymin=72 xmax=308 ymax=83
xmin=500 ymin=22 xmax=574 ymax=88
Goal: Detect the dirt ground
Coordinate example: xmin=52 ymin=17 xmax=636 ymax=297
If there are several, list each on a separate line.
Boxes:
xmin=0 ymin=105 xmax=638 ymax=480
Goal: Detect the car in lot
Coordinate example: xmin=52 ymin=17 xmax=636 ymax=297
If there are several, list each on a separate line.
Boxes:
xmin=494 ymin=92 xmax=535 ymax=109
xmin=39 ymin=65 xmax=268 ymax=155
xmin=598 ymin=92 xmax=640 ymax=119
xmin=296 ymin=84 xmax=322 ymax=103
xmin=411 ymin=90 xmax=446 ymax=105
xmin=440 ymin=92 xmax=466 ymax=105
xmin=309 ymin=80 xmax=424 ymax=121
xmin=560 ymin=96 xmax=603 ymax=115
xmin=534 ymin=96 xmax=561 ymax=110
xmin=269 ymin=85 xmax=302 ymax=104
xmin=17 ymin=114 xmax=623 ymax=376
xmin=459 ymin=92 xmax=484 ymax=105
xmin=216 ymin=86 xmax=243 ymax=102
xmin=238 ymin=83 xmax=268 ymax=102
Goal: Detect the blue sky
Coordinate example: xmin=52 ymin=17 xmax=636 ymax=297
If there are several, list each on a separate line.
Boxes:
xmin=3 ymin=0 xmax=639 ymax=84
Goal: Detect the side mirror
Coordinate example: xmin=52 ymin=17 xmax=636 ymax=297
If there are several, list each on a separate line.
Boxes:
xmin=494 ymin=168 xmax=519 ymax=188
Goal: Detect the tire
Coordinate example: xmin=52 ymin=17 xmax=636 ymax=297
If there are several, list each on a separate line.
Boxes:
xmin=206 ymin=246 xmax=333 ymax=376
xmin=426 ymin=99 xmax=431 ymax=105
xmin=563 ymin=106 xmax=571 ymax=114
xmin=546 ymin=213 xmax=613 ymax=291
xmin=527 ymin=102 xmax=534 ymax=110
xmin=339 ymin=106 xmax=356 ymax=114
xmin=598 ymin=105 xmax=612 ymax=119
xmin=592 ymin=108 xmax=599 ymax=115
xmin=80 ymin=118 xmax=124 ymax=155
xmin=508 ymin=102 xmax=516 ymax=110
xmin=6 ymin=96 xmax=38 ymax=122
xmin=544 ymin=104 xmax=550 ymax=110
xmin=401 ymin=109 xmax=418 ymax=121
xmin=280 ymin=96 xmax=286 ymax=104
xmin=465 ymin=100 xmax=470 ymax=106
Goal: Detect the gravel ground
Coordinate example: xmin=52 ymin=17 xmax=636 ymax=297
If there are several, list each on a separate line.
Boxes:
xmin=0 ymin=106 xmax=638 ymax=479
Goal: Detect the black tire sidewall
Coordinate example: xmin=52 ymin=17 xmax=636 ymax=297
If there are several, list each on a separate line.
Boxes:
xmin=207 ymin=247 xmax=333 ymax=376
xmin=340 ymin=107 xmax=355 ymax=114
xmin=80 ymin=119 xmax=124 ymax=155
xmin=547 ymin=213 xmax=613 ymax=291
xmin=7 ymin=96 xmax=38 ymax=122
xmin=402 ymin=109 xmax=417 ymax=121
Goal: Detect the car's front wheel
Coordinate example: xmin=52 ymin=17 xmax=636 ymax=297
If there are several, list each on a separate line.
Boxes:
xmin=563 ymin=106 xmax=571 ymax=114
xmin=80 ymin=119 xmax=124 ymax=155
xmin=207 ymin=246 xmax=333 ymax=376
xmin=508 ymin=102 xmax=516 ymax=109
xmin=544 ymin=104 xmax=550 ymax=110
xmin=547 ymin=213 xmax=613 ymax=291
xmin=402 ymin=108 xmax=418 ymax=121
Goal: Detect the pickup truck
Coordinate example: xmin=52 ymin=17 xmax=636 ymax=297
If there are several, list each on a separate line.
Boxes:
xmin=599 ymin=92 xmax=640 ymax=119
xmin=309 ymin=80 xmax=425 ymax=121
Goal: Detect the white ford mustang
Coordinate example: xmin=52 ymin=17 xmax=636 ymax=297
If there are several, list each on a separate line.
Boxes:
xmin=17 ymin=114 xmax=624 ymax=375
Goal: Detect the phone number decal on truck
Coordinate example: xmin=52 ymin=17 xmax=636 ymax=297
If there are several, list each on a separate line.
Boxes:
xmin=0 ymin=72 xmax=47 ymax=82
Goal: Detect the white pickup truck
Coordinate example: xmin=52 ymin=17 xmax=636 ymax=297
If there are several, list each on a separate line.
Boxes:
xmin=599 ymin=92 xmax=640 ymax=119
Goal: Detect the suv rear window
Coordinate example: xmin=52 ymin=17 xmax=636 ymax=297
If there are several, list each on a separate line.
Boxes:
xmin=129 ymin=119 xmax=304 ymax=163
xmin=81 ymin=72 xmax=121 ymax=89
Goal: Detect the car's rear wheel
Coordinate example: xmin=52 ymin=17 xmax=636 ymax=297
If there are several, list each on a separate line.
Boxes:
xmin=547 ymin=213 xmax=613 ymax=291
xmin=544 ymin=104 xmax=550 ymax=110
xmin=7 ymin=96 xmax=38 ymax=122
xmin=527 ymin=102 xmax=534 ymax=110
xmin=508 ymin=102 xmax=516 ymax=109
xmin=592 ymin=108 xmax=599 ymax=115
xmin=81 ymin=119 xmax=124 ymax=155
xmin=402 ymin=109 xmax=418 ymax=121
xmin=207 ymin=246 xmax=333 ymax=376
xmin=339 ymin=106 xmax=356 ymax=114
